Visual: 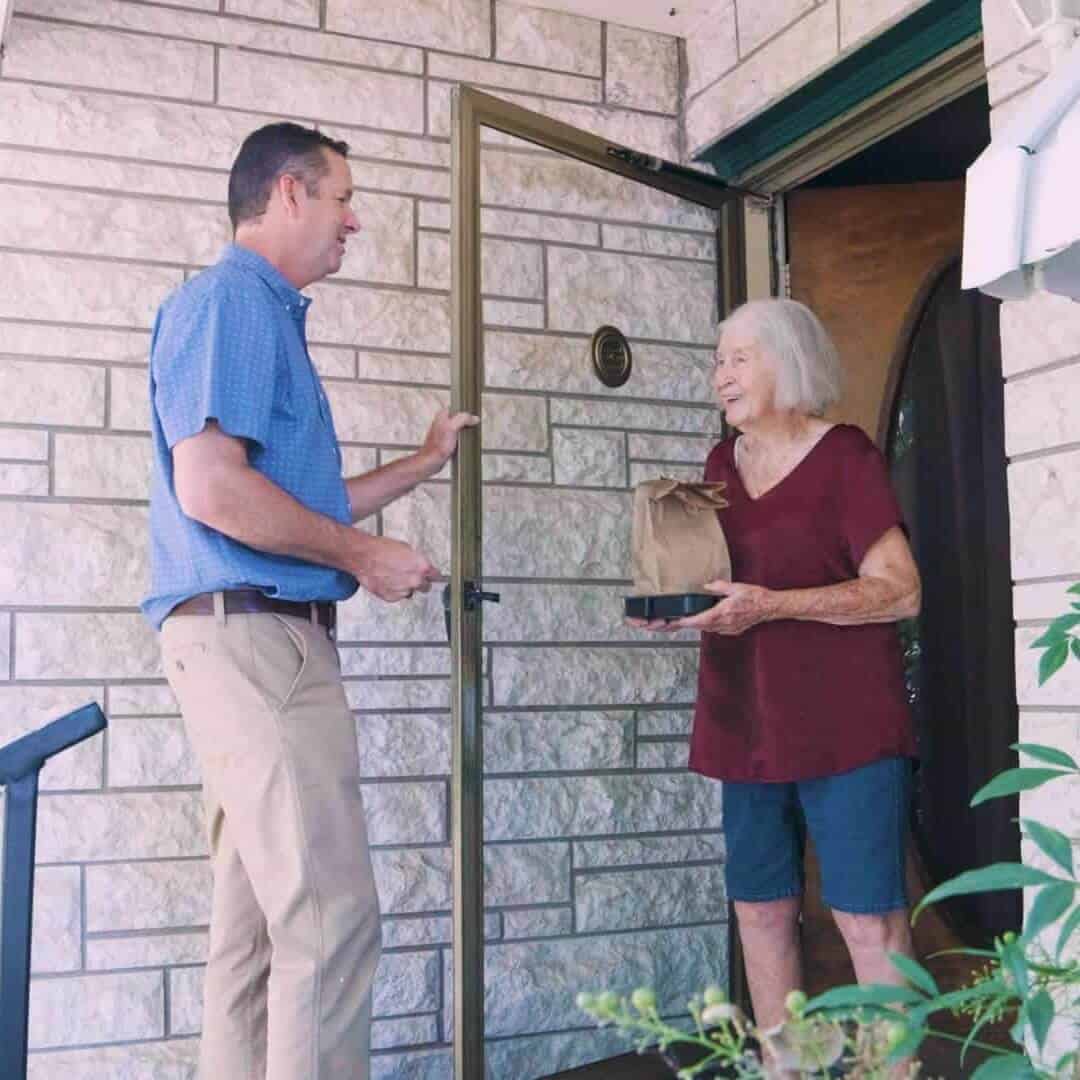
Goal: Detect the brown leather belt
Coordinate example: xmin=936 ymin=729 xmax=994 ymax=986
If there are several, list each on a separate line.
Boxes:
xmin=169 ymin=589 xmax=336 ymax=636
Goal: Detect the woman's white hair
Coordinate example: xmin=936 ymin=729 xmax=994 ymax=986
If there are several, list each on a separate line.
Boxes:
xmin=719 ymin=298 xmax=843 ymax=416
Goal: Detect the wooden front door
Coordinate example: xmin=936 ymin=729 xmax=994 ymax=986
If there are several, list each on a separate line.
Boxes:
xmin=785 ymin=183 xmax=1020 ymax=1027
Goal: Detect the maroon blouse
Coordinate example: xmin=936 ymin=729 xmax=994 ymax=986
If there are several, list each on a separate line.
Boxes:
xmin=689 ymin=424 xmax=916 ymax=783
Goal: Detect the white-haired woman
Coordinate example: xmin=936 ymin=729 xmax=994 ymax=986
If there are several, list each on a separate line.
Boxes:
xmin=639 ymin=298 xmax=922 ymax=1037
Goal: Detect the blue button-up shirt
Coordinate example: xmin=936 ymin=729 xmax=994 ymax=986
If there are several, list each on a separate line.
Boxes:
xmin=142 ymin=245 xmax=357 ymax=630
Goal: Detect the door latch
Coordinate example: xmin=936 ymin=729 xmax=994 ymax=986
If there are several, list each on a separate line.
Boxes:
xmin=442 ymin=581 xmax=501 ymax=641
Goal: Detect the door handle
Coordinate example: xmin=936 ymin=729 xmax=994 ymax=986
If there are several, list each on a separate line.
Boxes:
xmin=442 ymin=581 xmax=501 ymax=641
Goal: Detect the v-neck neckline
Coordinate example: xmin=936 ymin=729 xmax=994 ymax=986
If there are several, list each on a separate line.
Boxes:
xmin=731 ymin=424 xmax=838 ymax=503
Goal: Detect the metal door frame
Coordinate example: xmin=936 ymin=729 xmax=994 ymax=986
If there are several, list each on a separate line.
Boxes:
xmin=449 ymin=85 xmax=748 ymax=1078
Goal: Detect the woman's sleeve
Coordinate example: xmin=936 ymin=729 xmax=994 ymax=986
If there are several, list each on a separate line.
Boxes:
xmin=838 ymin=429 xmax=907 ymax=569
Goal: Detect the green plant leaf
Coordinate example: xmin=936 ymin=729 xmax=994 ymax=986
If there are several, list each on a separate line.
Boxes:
xmin=804 ymin=984 xmax=924 ymax=1013
xmin=1025 ymin=989 xmax=1055 ymax=1050
xmin=1056 ymin=905 xmax=1080 ymax=958
xmin=1024 ymin=882 xmax=1076 ymax=942
xmin=914 ymin=863 xmax=1064 ymax=919
xmin=1067 ymin=582 xmax=1080 ymax=595
xmin=1022 ymin=818 xmax=1076 ymax=876
xmin=1001 ymin=938 xmax=1030 ymax=997
xmin=1031 ymin=613 xmax=1080 ymax=647
xmin=886 ymin=1025 xmax=927 ymax=1063
xmin=970 ymin=768 xmax=1070 ymax=806
xmin=1039 ymin=640 xmax=1070 ymax=685
xmin=971 ymin=1053 xmax=1038 ymax=1079
xmin=887 ymin=952 xmax=938 ymax=996
xmin=1073 ymin=638 xmax=1080 ymax=660
xmin=1012 ymin=742 xmax=1080 ymax=770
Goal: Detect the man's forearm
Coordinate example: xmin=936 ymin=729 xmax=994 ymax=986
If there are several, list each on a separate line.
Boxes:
xmin=769 ymin=576 xmax=920 ymax=627
xmin=191 ymin=460 xmax=366 ymax=574
xmin=345 ymin=450 xmax=440 ymax=522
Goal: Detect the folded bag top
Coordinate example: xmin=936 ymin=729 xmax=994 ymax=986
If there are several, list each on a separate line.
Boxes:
xmin=631 ymin=478 xmax=731 ymax=596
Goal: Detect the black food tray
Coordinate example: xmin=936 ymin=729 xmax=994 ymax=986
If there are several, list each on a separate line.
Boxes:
xmin=625 ymin=593 xmax=718 ymax=620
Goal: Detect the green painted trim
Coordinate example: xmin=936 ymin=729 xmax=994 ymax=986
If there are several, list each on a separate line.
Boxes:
xmin=696 ymin=0 xmax=982 ymax=180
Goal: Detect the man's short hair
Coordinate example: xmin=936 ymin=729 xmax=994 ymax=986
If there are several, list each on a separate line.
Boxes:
xmin=227 ymin=122 xmax=350 ymax=230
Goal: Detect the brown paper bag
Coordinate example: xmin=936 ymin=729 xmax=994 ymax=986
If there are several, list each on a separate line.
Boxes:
xmin=631 ymin=478 xmax=730 ymax=595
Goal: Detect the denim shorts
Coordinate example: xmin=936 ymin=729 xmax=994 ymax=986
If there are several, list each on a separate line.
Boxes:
xmin=722 ymin=756 xmax=911 ymax=915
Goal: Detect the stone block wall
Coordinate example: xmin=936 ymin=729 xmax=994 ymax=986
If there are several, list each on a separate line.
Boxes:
xmin=0 ymin=2 xmax=729 ymax=1077
xmin=681 ymin=0 xmax=933 ymax=158
xmin=981 ymin=1 xmax=1080 ymax=1066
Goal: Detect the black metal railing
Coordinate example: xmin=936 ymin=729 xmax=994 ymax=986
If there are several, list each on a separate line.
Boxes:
xmin=0 ymin=703 xmax=107 ymax=1080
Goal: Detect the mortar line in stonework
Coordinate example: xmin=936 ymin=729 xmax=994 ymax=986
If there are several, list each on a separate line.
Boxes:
xmin=1004 ymin=352 xmax=1080 ymax=384
xmin=418 ymin=232 xmax=717 ymax=265
xmin=1015 ymin=572 xmax=1080 ymax=585
xmin=1009 ymin=439 xmax=1080 ymax=464
xmin=162 ymin=966 xmax=172 ymax=1039
xmin=319 ymin=0 xmax=328 ymax=32
xmin=490 ymin=0 xmax=497 ymax=59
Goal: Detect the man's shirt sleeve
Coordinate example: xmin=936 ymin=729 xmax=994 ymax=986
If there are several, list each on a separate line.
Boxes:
xmin=152 ymin=281 xmax=278 ymax=452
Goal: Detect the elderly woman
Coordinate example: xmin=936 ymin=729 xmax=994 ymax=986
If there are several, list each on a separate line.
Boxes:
xmin=643 ymin=298 xmax=921 ymax=1032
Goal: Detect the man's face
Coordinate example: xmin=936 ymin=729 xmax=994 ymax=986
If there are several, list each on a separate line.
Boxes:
xmin=296 ymin=150 xmax=359 ymax=283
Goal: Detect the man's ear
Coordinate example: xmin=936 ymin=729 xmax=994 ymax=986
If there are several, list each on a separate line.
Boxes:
xmin=277 ymin=173 xmax=302 ymax=219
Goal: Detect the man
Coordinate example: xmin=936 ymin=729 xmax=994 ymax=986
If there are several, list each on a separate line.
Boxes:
xmin=142 ymin=122 xmax=476 ymax=1079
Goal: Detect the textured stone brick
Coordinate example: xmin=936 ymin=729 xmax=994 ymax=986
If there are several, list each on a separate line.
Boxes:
xmin=18 ymin=0 xmax=422 ymax=70
xmin=0 ymin=686 xmax=105 ymax=790
xmin=53 ymin=433 xmax=152 ymax=500
xmin=552 ymin=429 xmax=627 ymax=488
xmin=306 ymin=282 xmax=450 ymax=352
xmin=551 ymin=396 xmax=716 ymax=435
xmin=602 ymin=224 xmax=716 ymax=261
xmin=1 ymin=324 xmax=151 ymax=364
xmin=1005 ymin=362 xmax=1080 ymax=457
xmin=326 ymin=0 xmax=490 ymax=55
xmin=373 ymin=950 xmax=440 ymax=1016
xmin=372 ymin=1048 xmax=451 ymax=1080
xmin=685 ymin=0 xmax=738 ymax=98
xmin=486 ymin=843 xmax=570 ymax=906
xmin=638 ymin=740 xmax=691 ymax=769
xmin=87 ymin=931 xmax=209 ymax=971
xmin=0 ymin=612 xmax=9 ymax=680
xmin=481 ymin=924 xmax=728 ymax=1035
xmin=384 ymin=484 xmax=631 ymax=578
xmin=340 ymin=445 xmax=379 ymax=476
xmin=168 ymin=966 xmax=202 ymax=1037
xmin=0 ymin=358 xmax=105 ymax=427
xmin=1012 ymin=580 xmax=1078 ymax=621
xmin=483 ymin=453 xmax=551 ymax=483
xmin=485 ymin=1028 xmax=629 ymax=1080
xmin=86 ymin=860 xmax=211 ymax=933
xmin=308 ymin=346 xmax=354 ymax=378
xmin=840 ymin=0 xmax=930 ymax=49
xmin=347 ymin=161 xmax=450 ymax=199
xmin=477 ymin=147 xmax=711 ymax=230
xmin=428 ymin=53 xmax=601 ymax=101
xmin=574 ymin=833 xmax=724 ymax=870
xmin=0 ymin=462 xmax=48 ymax=494
xmin=547 ymin=247 xmax=717 ymax=345
xmin=484 ymin=711 xmax=634 ymax=772
xmin=29 ymin=972 xmax=164 ymax=1049
xmin=496 ymin=2 xmax=601 ymax=76
xmin=381 ymin=913 xmax=500 ymax=948
xmin=371 ymin=1015 xmax=439 ymax=1050
xmin=337 ymin=588 xmax=446 ymax=643
xmin=418 ymin=233 xmax=544 ymax=298
xmin=637 ymin=709 xmax=694 ymax=736
xmin=484 ymin=772 xmax=722 ymax=841
xmin=686 ymin=3 xmax=838 ymax=152
xmin=27 ymin=1041 xmax=198 ymax=1080
xmin=4 ymin=18 xmax=215 ymax=101
xmin=418 ymin=202 xmax=601 ymax=245
xmin=32 ymin=866 xmax=82 ymax=974
xmin=17 ymin=612 xmax=160 ymax=679
xmin=345 ymin=679 xmax=450 ymax=711
xmin=483 ymin=298 xmax=545 ymax=329
xmin=737 ymin=0 xmax=819 ymax=56
xmin=354 ymin=351 xmax=449 ymax=386
xmin=218 ymin=49 xmax=425 ymax=132
xmin=0 ymin=427 xmax=49 ymax=459
xmin=0 ymin=252 xmax=181 ymax=327
xmin=1009 ymin=449 xmax=1080 ymax=580
xmin=226 ymin=0 xmax=319 ymax=27
xmin=629 ymin=433 xmax=714 ymax=463
xmin=576 ymin=864 xmax=726 ymax=931
xmin=108 ymin=716 xmax=199 ymax=788
xmin=363 ymin=782 xmax=447 ymax=845
xmin=109 ymin=367 xmax=150 ymax=431
xmin=38 ymin=793 xmax=205 ymax=863
xmin=492 ymin=646 xmax=698 ymax=708
xmin=339 ymin=193 xmax=415 ymax=285
xmin=485 ymin=332 xmax=714 ymax=404
xmin=0 ymin=185 xmax=227 ymax=267
xmin=1016 ymin=628 xmax=1080 ymax=708
xmin=108 ymin=684 xmax=178 ymax=716
xmin=502 ymin=907 xmax=573 ymax=940
xmin=356 ymin=713 xmax=451 ymax=778
xmin=373 ymin=847 xmax=451 ymax=914
xmin=605 ymin=24 xmax=678 ymax=113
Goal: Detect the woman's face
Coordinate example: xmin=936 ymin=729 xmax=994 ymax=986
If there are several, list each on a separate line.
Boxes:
xmin=713 ymin=323 xmax=778 ymax=428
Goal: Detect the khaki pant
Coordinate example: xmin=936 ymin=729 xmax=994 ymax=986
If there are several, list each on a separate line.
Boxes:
xmin=162 ymin=604 xmax=381 ymax=1080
